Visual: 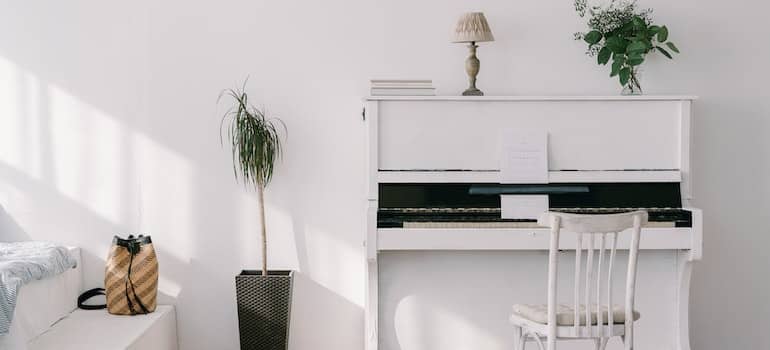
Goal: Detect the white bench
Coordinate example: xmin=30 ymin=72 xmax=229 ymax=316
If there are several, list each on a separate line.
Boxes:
xmin=4 ymin=247 xmax=178 ymax=350
xmin=28 ymin=306 xmax=178 ymax=350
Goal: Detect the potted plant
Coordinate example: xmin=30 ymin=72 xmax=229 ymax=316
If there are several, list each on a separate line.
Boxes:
xmin=574 ymin=0 xmax=680 ymax=94
xmin=219 ymin=80 xmax=290 ymax=350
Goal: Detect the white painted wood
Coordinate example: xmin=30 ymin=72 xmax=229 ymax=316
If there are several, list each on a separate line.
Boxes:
xmin=676 ymin=250 xmax=694 ymax=350
xmin=364 ymin=101 xmax=379 ymax=350
xmin=376 ymin=170 xmax=681 ymax=183
xmin=380 ymin=251 xmax=680 ymax=350
xmin=378 ymin=100 xmax=683 ymax=171
xmin=366 ymin=101 xmax=379 ymax=200
xmin=537 ymin=211 xmax=649 ymax=234
xmin=624 ymin=214 xmax=643 ymax=350
xmin=365 ymin=95 xmax=698 ymax=102
xmin=686 ymin=208 xmax=703 ymax=261
xmin=365 ymin=260 xmax=378 ymax=350
xmin=679 ymin=101 xmax=693 ymax=204
xmin=573 ymin=234 xmax=583 ymax=334
xmin=377 ymin=227 xmax=693 ymax=251
xmin=366 ymin=201 xmax=378 ymax=262
xmin=607 ymin=233 xmax=618 ymax=331
xmin=596 ymin=234 xmax=606 ymax=338
xmin=585 ymin=234 xmax=594 ymax=337
xmin=365 ymin=97 xmax=700 ymax=350
xmin=510 ymin=211 xmax=646 ymax=349
xmin=547 ymin=216 xmax=561 ymax=350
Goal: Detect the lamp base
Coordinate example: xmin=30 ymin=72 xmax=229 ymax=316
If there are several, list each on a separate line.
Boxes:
xmin=462 ymin=42 xmax=484 ymax=97
xmin=462 ymin=88 xmax=484 ymax=96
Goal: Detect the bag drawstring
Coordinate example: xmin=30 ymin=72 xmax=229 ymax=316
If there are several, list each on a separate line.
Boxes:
xmin=124 ymin=241 xmax=150 ymax=315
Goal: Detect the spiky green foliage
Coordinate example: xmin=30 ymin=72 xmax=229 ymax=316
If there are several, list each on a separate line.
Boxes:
xmin=219 ymin=81 xmax=284 ymax=189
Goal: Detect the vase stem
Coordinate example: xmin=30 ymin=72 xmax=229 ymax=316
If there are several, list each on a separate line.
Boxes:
xmin=622 ymin=67 xmax=643 ymax=95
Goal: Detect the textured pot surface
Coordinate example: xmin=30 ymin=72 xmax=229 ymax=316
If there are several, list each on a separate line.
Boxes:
xmin=235 ymin=270 xmax=294 ymax=350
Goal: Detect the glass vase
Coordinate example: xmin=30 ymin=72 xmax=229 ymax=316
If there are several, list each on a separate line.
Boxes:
xmin=621 ymin=67 xmax=643 ymax=95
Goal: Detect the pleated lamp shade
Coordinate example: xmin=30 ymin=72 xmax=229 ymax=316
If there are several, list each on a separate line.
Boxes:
xmin=452 ymin=12 xmax=495 ymax=43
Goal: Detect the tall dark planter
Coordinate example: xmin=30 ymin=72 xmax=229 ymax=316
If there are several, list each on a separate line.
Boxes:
xmin=235 ymin=270 xmax=294 ymax=350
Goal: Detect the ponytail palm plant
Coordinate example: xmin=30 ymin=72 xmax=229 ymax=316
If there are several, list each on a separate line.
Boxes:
xmin=220 ymin=81 xmax=284 ymax=276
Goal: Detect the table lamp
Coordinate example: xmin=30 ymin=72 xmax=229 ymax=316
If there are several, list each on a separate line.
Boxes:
xmin=452 ymin=12 xmax=494 ymax=96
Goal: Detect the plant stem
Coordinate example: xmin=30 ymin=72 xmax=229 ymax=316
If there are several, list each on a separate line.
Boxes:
xmin=258 ymin=182 xmax=267 ymax=276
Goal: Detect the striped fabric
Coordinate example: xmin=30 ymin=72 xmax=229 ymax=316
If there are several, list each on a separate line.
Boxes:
xmin=0 ymin=242 xmax=77 ymax=334
xmin=104 ymin=241 xmax=158 ymax=315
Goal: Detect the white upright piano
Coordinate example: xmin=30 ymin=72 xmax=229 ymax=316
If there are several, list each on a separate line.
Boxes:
xmin=364 ymin=96 xmax=701 ymax=350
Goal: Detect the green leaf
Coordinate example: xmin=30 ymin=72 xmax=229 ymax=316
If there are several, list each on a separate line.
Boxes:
xmin=611 ymin=60 xmax=623 ymax=77
xmin=627 ymin=55 xmax=644 ymax=66
xmin=613 ymin=53 xmax=627 ymax=64
xmin=597 ymin=47 xmax=611 ymax=65
xmin=627 ymin=41 xmax=647 ymax=54
xmin=584 ymin=30 xmax=602 ymax=45
xmin=656 ymin=46 xmax=673 ymax=59
xmin=632 ymin=16 xmax=646 ymax=29
xmin=605 ymin=36 xmax=627 ymax=54
xmin=648 ymin=25 xmax=661 ymax=35
xmin=619 ymin=67 xmax=631 ymax=86
xmin=657 ymin=26 xmax=669 ymax=42
xmin=665 ymin=42 xmax=680 ymax=53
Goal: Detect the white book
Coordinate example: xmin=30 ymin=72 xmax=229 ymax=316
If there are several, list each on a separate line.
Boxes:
xmin=370 ymin=87 xmax=436 ymax=96
xmin=370 ymin=79 xmax=433 ymax=89
xmin=370 ymin=79 xmax=432 ymax=84
xmin=372 ymin=84 xmax=434 ymax=89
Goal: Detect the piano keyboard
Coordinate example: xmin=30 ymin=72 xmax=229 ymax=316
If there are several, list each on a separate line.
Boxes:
xmin=378 ymin=207 xmax=692 ymax=228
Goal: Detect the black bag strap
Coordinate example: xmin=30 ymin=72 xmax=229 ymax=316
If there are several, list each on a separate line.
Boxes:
xmin=77 ymin=288 xmax=107 ymax=310
xmin=124 ymin=241 xmax=150 ymax=315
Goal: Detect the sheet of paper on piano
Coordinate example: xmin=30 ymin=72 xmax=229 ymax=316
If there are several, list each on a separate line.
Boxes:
xmin=499 ymin=129 xmax=548 ymax=184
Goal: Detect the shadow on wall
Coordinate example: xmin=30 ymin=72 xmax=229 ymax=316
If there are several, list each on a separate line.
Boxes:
xmin=0 ymin=2 xmax=369 ymax=347
xmin=0 ymin=160 xmax=188 ymax=303
xmin=0 ymin=53 xmax=366 ymax=350
xmin=0 ymin=204 xmax=30 ymax=241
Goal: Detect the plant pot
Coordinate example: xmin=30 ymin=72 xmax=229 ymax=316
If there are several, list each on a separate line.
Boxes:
xmin=235 ymin=270 xmax=294 ymax=350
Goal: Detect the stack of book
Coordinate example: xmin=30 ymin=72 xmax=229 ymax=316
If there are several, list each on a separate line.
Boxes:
xmin=370 ymin=79 xmax=436 ymax=96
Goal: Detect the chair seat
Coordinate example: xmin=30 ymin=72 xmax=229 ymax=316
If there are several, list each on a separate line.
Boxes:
xmin=511 ymin=304 xmax=640 ymax=326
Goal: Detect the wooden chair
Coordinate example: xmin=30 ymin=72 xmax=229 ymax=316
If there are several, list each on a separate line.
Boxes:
xmin=509 ymin=211 xmax=648 ymax=350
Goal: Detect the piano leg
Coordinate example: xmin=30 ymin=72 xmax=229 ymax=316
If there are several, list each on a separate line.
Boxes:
xmin=365 ymin=259 xmax=379 ymax=350
xmin=676 ymin=250 xmax=694 ymax=350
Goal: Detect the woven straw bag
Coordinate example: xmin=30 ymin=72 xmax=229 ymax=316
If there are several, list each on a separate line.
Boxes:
xmin=103 ymin=235 xmax=159 ymax=315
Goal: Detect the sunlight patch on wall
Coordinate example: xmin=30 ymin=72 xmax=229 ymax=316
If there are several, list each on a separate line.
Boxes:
xmin=0 ymin=57 xmax=40 ymax=177
xmin=394 ymin=295 xmax=503 ymax=350
xmin=0 ymin=55 xmax=197 ymax=267
xmin=47 ymin=83 xmax=134 ymax=225
xmin=158 ymin=274 xmax=182 ymax=299
xmin=305 ymin=225 xmax=364 ymax=307
xmin=135 ymin=131 xmax=194 ymax=263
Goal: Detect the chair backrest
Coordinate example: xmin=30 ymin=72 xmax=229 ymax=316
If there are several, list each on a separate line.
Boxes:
xmin=537 ymin=211 xmax=648 ymax=341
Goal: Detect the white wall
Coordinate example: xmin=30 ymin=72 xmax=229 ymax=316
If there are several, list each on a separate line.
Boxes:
xmin=0 ymin=0 xmax=768 ymax=349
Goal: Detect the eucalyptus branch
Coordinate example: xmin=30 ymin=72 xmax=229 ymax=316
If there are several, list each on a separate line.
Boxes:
xmin=574 ymin=0 xmax=680 ymax=88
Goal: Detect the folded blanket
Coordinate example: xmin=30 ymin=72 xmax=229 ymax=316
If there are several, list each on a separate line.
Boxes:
xmin=0 ymin=242 xmax=77 ymax=335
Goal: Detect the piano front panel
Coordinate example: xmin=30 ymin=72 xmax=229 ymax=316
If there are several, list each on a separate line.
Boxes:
xmin=377 ymin=227 xmax=694 ymax=251
xmin=378 ymin=100 xmax=685 ymax=171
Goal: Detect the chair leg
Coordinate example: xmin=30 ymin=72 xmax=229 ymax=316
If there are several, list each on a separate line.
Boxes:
xmin=593 ymin=338 xmax=601 ymax=350
xmin=513 ymin=326 xmax=522 ymax=350
xmin=598 ymin=338 xmax=609 ymax=350
xmin=621 ymin=335 xmax=632 ymax=350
